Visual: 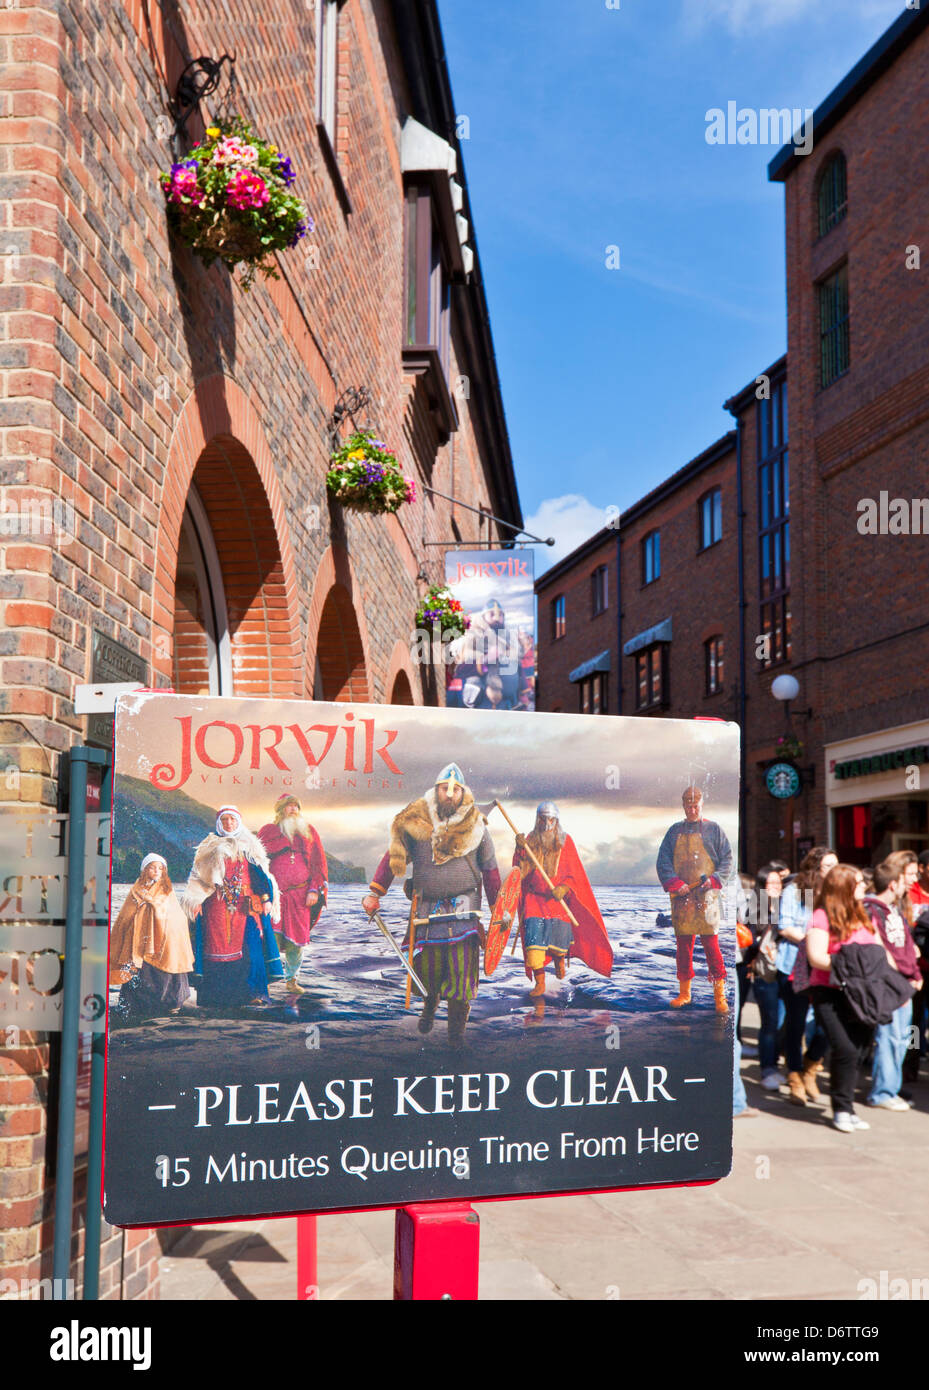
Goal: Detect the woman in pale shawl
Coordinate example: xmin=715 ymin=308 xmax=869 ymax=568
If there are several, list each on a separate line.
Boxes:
xmin=110 ymin=853 xmax=194 ymax=1019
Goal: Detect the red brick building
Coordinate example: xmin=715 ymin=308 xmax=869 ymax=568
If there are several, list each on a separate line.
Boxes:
xmin=0 ymin=0 xmax=521 ymax=1297
xmin=538 ymin=4 xmax=929 ymax=875
xmin=768 ymin=4 xmax=929 ymax=869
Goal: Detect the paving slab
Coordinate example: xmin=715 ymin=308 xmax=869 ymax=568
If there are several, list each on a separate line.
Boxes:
xmin=158 ymin=1052 xmax=929 ymax=1301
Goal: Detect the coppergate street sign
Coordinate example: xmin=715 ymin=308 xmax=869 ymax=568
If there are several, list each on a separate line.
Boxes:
xmin=87 ymin=632 xmax=148 ymax=750
xmin=103 ymin=692 xmax=739 ymax=1225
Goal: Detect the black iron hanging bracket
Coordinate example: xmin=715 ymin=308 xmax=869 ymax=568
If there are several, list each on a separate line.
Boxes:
xmin=172 ymin=53 xmax=237 ymax=148
xmin=421 ymin=484 xmax=555 ymax=546
xmin=328 ymin=387 xmax=373 ymax=449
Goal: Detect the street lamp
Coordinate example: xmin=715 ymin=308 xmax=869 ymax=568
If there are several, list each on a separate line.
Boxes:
xmin=771 ymin=672 xmax=799 ymax=728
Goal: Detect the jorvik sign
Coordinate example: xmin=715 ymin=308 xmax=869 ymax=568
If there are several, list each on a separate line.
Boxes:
xmin=103 ymin=691 xmax=739 ymax=1225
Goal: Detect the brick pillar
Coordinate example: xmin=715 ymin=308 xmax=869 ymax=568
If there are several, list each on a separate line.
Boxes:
xmin=0 ymin=1031 xmax=50 ymax=1294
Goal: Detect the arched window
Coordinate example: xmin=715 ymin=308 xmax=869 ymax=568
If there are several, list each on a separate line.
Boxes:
xmin=817 ymin=152 xmax=847 ymax=237
xmin=173 ymin=486 xmax=232 ymax=695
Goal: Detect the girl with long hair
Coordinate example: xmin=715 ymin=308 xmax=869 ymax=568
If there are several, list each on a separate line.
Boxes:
xmin=806 ymin=864 xmax=883 ymax=1132
xmin=775 ymin=845 xmax=836 ymax=1104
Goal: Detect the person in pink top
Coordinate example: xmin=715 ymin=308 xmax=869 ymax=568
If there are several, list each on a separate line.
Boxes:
xmin=806 ymin=864 xmax=886 ymax=1133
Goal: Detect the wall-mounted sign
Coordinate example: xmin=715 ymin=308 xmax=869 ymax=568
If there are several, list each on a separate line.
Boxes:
xmin=87 ymin=633 xmax=148 ymax=749
xmin=765 ymin=762 xmax=801 ymax=799
xmin=103 ymin=692 xmax=739 ymax=1225
xmin=833 ymin=744 xmax=929 ymax=781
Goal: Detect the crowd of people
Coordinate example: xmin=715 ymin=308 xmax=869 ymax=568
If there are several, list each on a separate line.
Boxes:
xmin=733 ymin=847 xmax=929 ymax=1132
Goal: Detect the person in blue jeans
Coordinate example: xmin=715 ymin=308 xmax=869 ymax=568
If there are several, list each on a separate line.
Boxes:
xmin=751 ymin=864 xmax=784 ymax=1090
xmin=864 ymin=855 xmax=922 ymax=1110
xmin=776 ymin=846 xmax=836 ymax=1105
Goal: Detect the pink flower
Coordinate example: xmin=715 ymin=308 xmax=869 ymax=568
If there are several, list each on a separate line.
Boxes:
xmin=168 ymin=161 xmax=204 ymax=205
xmin=227 ymin=170 xmax=271 ymax=210
xmin=405 ymin=478 xmax=417 ymax=503
xmin=212 ymin=136 xmax=259 ymax=167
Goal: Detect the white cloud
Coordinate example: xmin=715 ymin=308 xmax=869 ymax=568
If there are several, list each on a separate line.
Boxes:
xmin=523 ymin=494 xmax=608 ymax=573
xmin=682 ymin=0 xmax=900 ymax=33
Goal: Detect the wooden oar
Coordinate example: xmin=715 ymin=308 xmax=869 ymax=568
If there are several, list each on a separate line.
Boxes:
xmin=490 ymin=799 xmax=579 ymax=929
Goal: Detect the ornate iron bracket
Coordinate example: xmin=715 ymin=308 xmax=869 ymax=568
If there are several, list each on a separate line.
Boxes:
xmin=172 ymin=53 xmax=237 ymax=151
xmin=328 ymin=387 xmax=373 ymax=449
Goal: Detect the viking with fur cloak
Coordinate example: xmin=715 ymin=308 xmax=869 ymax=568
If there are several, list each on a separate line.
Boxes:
xmin=514 ymin=802 xmax=613 ymax=996
xmin=362 ymin=763 xmax=501 ymax=1042
xmin=258 ymin=793 xmax=327 ymax=993
xmin=180 ymin=805 xmax=284 ymax=1008
xmin=109 ymin=853 xmax=194 ymax=1019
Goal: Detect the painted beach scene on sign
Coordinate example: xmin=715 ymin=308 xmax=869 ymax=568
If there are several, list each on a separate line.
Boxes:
xmin=103 ymin=692 xmax=739 ymax=1225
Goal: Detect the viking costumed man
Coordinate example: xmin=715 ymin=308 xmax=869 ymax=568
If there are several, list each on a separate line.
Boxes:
xmin=180 ymin=805 xmax=284 ymax=1009
xmin=258 ymin=794 xmax=327 ymax=993
xmin=514 ymin=802 xmax=613 ymax=996
xmin=656 ymin=785 xmax=733 ymax=1013
xmin=109 ymin=853 xmax=194 ymax=1019
xmin=362 ymin=763 xmax=501 ymax=1043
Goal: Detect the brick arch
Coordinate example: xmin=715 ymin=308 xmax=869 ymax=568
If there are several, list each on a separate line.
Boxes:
xmin=384 ymin=638 xmax=420 ymax=706
xmin=305 ymin=543 xmax=373 ymax=703
xmin=155 ymin=374 xmax=302 ymax=697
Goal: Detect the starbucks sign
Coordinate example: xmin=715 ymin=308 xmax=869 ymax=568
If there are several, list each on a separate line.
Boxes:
xmin=765 ymin=761 xmax=801 ymax=799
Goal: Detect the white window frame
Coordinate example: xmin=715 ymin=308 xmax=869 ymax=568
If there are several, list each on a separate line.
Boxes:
xmin=180 ymin=486 xmax=232 ymax=696
xmin=316 ymin=0 xmax=339 ymax=147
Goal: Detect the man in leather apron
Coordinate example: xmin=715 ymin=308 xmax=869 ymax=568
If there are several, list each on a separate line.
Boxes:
xmin=656 ymin=785 xmax=732 ymax=1013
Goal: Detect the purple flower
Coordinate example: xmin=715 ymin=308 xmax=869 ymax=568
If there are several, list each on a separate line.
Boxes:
xmin=275 ymin=154 xmax=296 ymax=186
xmin=288 ymin=218 xmax=311 ymax=248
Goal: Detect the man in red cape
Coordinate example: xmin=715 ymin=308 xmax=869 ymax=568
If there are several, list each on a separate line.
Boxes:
xmin=514 ymin=801 xmax=613 ymax=996
xmin=258 ymin=794 xmax=327 ymax=992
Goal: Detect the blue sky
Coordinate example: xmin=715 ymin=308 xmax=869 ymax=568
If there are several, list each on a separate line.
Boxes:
xmin=438 ymin=0 xmax=905 ymax=570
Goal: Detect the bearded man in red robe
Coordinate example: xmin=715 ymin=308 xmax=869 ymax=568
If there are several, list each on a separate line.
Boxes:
xmin=514 ymin=801 xmax=613 ymax=997
xmin=258 ymin=794 xmax=327 ymax=992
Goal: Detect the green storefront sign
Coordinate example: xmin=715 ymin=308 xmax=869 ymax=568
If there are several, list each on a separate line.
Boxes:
xmin=833 ymin=745 xmax=929 ymax=780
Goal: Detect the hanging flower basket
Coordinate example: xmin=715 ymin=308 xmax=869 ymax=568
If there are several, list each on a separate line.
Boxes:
xmin=326 ymin=431 xmax=415 ymax=515
xmin=775 ymin=733 xmax=804 ymax=763
xmin=415 ymin=585 xmax=470 ymax=640
xmin=160 ymin=118 xmax=311 ymax=290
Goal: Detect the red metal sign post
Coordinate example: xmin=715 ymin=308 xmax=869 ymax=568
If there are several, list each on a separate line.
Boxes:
xmin=394 ymin=1203 xmax=480 ymax=1300
xmin=297 ymin=1215 xmax=318 ymax=1299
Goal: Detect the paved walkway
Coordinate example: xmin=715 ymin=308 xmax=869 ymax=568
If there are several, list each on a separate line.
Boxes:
xmin=159 ymin=1008 xmax=929 ymax=1300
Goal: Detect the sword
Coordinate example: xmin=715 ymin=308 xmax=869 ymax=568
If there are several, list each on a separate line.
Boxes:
xmin=370 ymin=911 xmax=428 ymax=996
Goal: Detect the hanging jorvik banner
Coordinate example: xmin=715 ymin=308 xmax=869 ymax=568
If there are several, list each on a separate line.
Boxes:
xmin=444 ymin=548 xmax=536 ymax=711
xmin=103 ymin=691 xmax=739 ymax=1225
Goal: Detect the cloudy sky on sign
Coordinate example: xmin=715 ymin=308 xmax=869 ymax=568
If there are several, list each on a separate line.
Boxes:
xmin=438 ymin=0 xmax=904 ymax=572
xmin=115 ymin=694 xmax=739 ymax=886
